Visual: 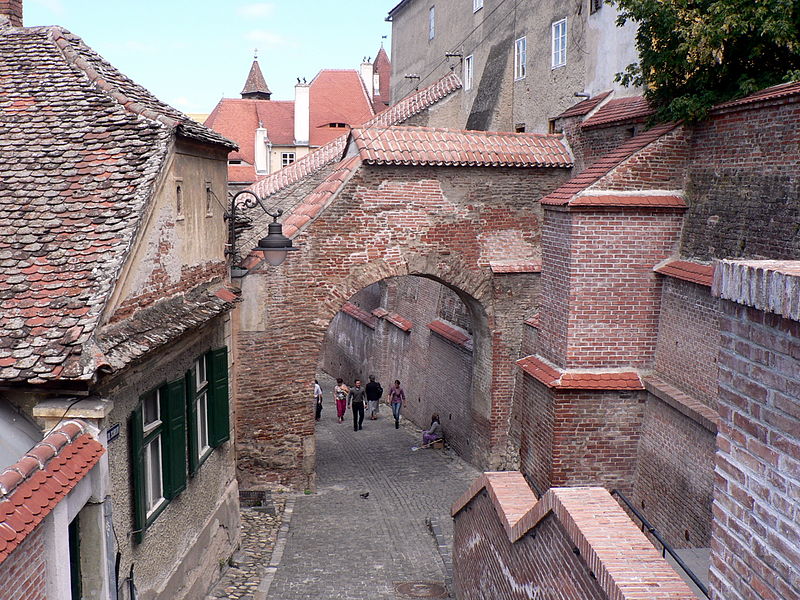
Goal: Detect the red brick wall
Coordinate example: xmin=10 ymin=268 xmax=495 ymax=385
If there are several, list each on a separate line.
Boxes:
xmin=712 ymin=302 xmax=800 ymax=600
xmin=0 ymin=525 xmax=45 ymax=600
xmin=515 ymin=373 xmax=553 ymax=492
xmin=653 ymin=278 xmax=721 ymax=408
xmin=453 ymin=490 xmax=607 ymax=600
xmin=633 ymin=395 xmax=715 ymax=548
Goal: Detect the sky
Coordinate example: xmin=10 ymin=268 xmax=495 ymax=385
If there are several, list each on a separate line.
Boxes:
xmin=24 ymin=0 xmax=399 ymax=115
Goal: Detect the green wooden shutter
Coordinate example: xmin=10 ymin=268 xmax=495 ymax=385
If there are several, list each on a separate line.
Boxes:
xmin=209 ymin=347 xmax=230 ymax=447
xmin=186 ymin=367 xmax=199 ymax=477
xmin=129 ymin=403 xmax=146 ymax=544
xmin=161 ymin=378 xmax=187 ymax=499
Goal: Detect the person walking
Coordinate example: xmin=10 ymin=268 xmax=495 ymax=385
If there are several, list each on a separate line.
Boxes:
xmin=365 ymin=375 xmax=383 ymax=420
xmin=314 ymin=379 xmax=323 ymax=421
xmin=388 ymin=380 xmax=405 ymax=429
xmin=422 ymin=413 xmax=443 ymax=447
xmin=348 ymin=379 xmax=367 ymax=431
xmin=334 ymin=378 xmax=349 ymax=423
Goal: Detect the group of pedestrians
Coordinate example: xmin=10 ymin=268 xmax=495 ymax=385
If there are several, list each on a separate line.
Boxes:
xmin=320 ymin=376 xmax=406 ymax=431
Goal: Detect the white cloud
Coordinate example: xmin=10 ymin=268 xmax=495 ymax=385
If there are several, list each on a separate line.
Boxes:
xmin=237 ymin=3 xmax=275 ymax=18
xmin=243 ymin=29 xmax=290 ymax=47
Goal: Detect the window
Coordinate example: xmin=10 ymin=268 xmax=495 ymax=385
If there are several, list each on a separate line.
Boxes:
xmin=590 ymin=0 xmax=603 ymax=13
xmin=328 ymin=122 xmax=347 ymax=128
xmin=131 ymin=347 xmax=230 ymax=542
xmin=205 ymin=181 xmax=213 ymax=217
xmin=429 ymin=6 xmax=435 ymax=40
xmin=175 ymin=179 xmax=183 ymax=219
xmin=552 ymin=18 xmax=567 ymax=68
xmin=473 ymin=0 xmax=483 ymax=12
xmin=514 ymin=36 xmax=527 ymax=80
xmin=464 ymin=55 xmax=473 ymax=91
xmin=515 ymin=123 xmax=526 ymax=133
xmin=282 ymin=152 xmax=295 ymax=167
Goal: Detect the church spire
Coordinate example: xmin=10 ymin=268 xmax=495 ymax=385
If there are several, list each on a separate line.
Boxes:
xmin=241 ymin=50 xmax=272 ymax=100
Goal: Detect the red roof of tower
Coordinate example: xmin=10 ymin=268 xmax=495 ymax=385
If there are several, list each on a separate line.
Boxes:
xmin=309 ymin=69 xmax=375 ymax=146
xmin=372 ymin=47 xmax=391 ymax=113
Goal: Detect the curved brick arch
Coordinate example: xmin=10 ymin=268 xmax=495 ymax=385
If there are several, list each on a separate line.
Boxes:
xmin=234 ymin=161 xmax=570 ymax=489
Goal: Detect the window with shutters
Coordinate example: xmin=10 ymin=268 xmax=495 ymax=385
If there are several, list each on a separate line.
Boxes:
xmin=131 ymin=346 xmax=230 ymax=541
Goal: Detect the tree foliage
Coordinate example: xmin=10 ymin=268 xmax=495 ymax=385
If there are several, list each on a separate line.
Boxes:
xmin=615 ymin=0 xmax=800 ymax=122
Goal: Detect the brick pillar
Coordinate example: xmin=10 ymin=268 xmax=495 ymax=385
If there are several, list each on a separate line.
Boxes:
xmin=0 ymin=0 xmax=22 ymax=26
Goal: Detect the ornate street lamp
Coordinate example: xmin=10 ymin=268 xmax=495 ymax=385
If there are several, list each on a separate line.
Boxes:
xmin=226 ymin=190 xmax=298 ymax=273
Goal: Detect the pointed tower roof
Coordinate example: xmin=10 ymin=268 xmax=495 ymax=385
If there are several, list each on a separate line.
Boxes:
xmin=241 ymin=58 xmax=271 ymax=100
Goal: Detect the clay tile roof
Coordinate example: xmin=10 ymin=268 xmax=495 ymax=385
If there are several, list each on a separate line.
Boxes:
xmin=341 ymin=302 xmax=377 ymax=329
xmin=713 ymin=80 xmax=800 ymax=111
xmin=0 ymin=420 xmax=104 ymax=565
xmin=540 ymin=122 xmax=680 ymax=206
xmin=581 ymin=95 xmax=654 ymax=129
xmin=386 ymin=312 xmax=412 ymax=332
xmin=248 ymin=72 xmax=462 ymax=200
xmin=349 ymin=126 xmax=573 ymax=168
xmin=241 ymin=59 xmax=271 ymax=98
xmin=309 ymin=70 xmax=375 ymax=147
xmin=516 ymin=355 xmax=644 ymax=390
xmin=0 ymin=25 xmax=230 ymax=384
xmin=489 ymin=260 xmax=542 ymax=273
xmin=654 ymin=259 xmax=714 ymax=287
xmin=569 ymin=194 xmax=686 ymax=208
xmin=428 ymin=320 xmax=472 ymax=350
xmin=555 ymin=91 xmax=611 ymax=119
xmin=524 ymin=313 xmax=541 ymax=329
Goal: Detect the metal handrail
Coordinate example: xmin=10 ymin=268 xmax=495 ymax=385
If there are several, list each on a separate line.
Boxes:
xmin=611 ymin=489 xmax=710 ymax=599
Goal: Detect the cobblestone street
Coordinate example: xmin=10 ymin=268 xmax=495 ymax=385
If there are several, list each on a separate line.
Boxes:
xmin=213 ymin=373 xmax=480 ymax=599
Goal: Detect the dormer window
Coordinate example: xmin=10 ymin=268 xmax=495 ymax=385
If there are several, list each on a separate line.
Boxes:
xmin=328 ymin=122 xmax=348 ymax=128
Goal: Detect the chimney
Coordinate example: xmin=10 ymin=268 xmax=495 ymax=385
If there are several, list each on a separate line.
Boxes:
xmin=0 ymin=0 xmax=22 ymax=26
xmin=254 ymin=125 xmax=271 ymax=175
xmin=294 ymin=81 xmax=310 ymax=146
xmin=360 ymin=60 xmax=374 ymax=98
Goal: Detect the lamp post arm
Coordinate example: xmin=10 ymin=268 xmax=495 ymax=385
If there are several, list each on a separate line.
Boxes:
xmin=225 ymin=190 xmax=287 ymax=267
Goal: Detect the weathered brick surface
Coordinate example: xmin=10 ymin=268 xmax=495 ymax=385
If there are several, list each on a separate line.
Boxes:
xmin=681 ymin=98 xmax=800 ymax=260
xmin=0 ymin=525 xmax=45 ymax=600
xmin=711 ymin=301 xmax=800 ymax=600
xmin=632 ymin=394 xmax=715 ymax=549
xmin=514 ymin=370 xmax=553 ymax=492
xmin=653 ymin=278 xmax=721 ymax=408
xmin=236 ymin=164 xmax=570 ymax=488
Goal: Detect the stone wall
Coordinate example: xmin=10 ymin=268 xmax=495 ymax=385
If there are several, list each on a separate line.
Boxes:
xmin=0 ymin=525 xmax=45 ymax=600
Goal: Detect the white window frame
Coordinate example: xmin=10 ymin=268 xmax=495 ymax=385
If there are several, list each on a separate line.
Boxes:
xmin=429 ymin=5 xmax=435 ymax=40
xmin=552 ymin=18 xmax=567 ymax=69
xmin=473 ymin=0 xmax=483 ymax=12
xmin=514 ymin=36 xmax=527 ymax=80
xmin=464 ymin=55 xmax=474 ymax=90
xmin=194 ymin=356 xmax=212 ymax=461
xmin=282 ymin=152 xmax=296 ymax=167
xmin=142 ymin=389 xmax=165 ymax=518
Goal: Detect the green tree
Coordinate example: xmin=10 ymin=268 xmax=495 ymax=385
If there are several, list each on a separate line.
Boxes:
xmin=615 ymin=0 xmax=800 ymax=122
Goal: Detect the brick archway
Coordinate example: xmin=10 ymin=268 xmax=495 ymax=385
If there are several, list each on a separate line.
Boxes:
xmin=233 ymin=130 xmax=572 ymax=489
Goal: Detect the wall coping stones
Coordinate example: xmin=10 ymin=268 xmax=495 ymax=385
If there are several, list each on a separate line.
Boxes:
xmin=712 ymin=259 xmax=800 ymax=322
xmin=516 ymin=355 xmax=644 ymax=390
xmin=385 ymin=312 xmax=412 ymax=332
xmin=489 ymin=260 xmax=542 ymax=274
xmin=340 ymin=302 xmax=377 ymax=329
xmin=524 ymin=313 xmax=540 ymax=329
xmin=654 ymin=259 xmax=714 ymax=287
xmin=427 ymin=319 xmax=473 ymax=350
xmin=452 ymin=472 xmax=696 ymax=599
xmin=642 ymin=375 xmax=717 ymax=433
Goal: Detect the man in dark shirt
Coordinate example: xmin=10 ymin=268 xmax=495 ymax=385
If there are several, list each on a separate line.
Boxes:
xmin=348 ymin=379 xmax=367 ymax=431
xmin=365 ymin=375 xmax=383 ymax=420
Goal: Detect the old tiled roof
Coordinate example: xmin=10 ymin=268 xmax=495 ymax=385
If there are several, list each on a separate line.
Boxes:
xmin=348 ymin=126 xmax=573 ymax=168
xmin=524 ymin=313 xmax=541 ymax=329
xmin=516 ymin=355 xmax=644 ymax=390
xmin=386 ymin=313 xmax=412 ymax=332
xmin=540 ymin=122 xmax=680 ymax=206
xmin=309 ymin=70 xmax=375 ymax=147
xmin=713 ymin=80 xmax=800 ymax=111
xmin=555 ymin=91 xmax=611 ymax=120
xmin=0 ymin=420 xmax=104 ymax=565
xmin=428 ymin=320 xmax=472 ymax=350
xmin=581 ymin=95 xmax=654 ymax=129
xmin=0 ymin=24 xmax=233 ymax=384
xmin=96 ymin=283 xmax=239 ymax=371
xmin=569 ymin=194 xmax=686 ymax=208
xmin=654 ymin=259 xmax=714 ymax=287
xmin=241 ymin=59 xmax=271 ymax=98
xmin=341 ymin=302 xmax=377 ymax=329
xmin=248 ymin=72 xmax=462 ymax=200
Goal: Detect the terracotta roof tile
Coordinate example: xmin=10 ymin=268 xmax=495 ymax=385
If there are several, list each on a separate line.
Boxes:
xmin=372 ymin=307 xmax=389 ymax=318
xmin=240 ymin=60 xmax=271 ymax=98
xmin=581 ymin=95 xmax=654 ymax=129
xmin=350 ymin=126 xmax=572 ymax=168
xmin=570 ymin=194 xmax=686 ymax=208
xmin=654 ymin=259 xmax=714 ymax=287
xmin=0 ymin=25 xmax=233 ymax=383
xmin=540 ymin=122 xmax=680 ymax=206
xmin=489 ymin=260 xmax=542 ymax=273
xmin=524 ymin=313 xmax=541 ymax=329
xmin=516 ymin=355 xmax=644 ymax=390
xmin=555 ymin=91 xmax=611 ymax=119
xmin=428 ymin=320 xmax=472 ymax=350
xmin=385 ymin=312 xmax=412 ymax=332
xmin=341 ymin=302 xmax=377 ymax=329
xmin=248 ymin=72 xmax=462 ymax=200
xmin=0 ymin=420 xmax=104 ymax=565
xmin=713 ymin=80 xmax=800 ymax=111
xmin=309 ymin=70 xmax=375 ymax=147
